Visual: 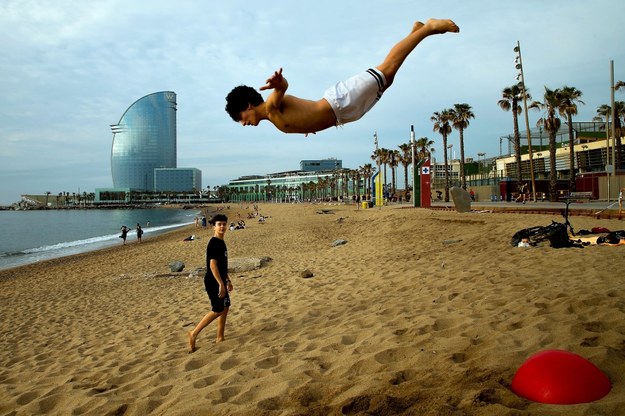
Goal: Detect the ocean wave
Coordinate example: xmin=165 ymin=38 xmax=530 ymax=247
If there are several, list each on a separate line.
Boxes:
xmin=0 ymin=221 xmax=193 ymax=270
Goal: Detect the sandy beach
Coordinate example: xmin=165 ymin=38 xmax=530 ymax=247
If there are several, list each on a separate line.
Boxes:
xmin=1 ymin=203 xmax=625 ymax=415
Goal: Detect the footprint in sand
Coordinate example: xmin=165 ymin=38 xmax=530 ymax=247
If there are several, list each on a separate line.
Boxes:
xmin=255 ymin=355 xmax=279 ymax=370
xmin=451 ymin=352 xmax=467 ymax=363
xmin=220 ymin=357 xmax=240 ymax=371
xmin=584 ymin=321 xmax=606 ymax=333
xmin=580 ymin=336 xmax=600 ymax=347
xmin=389 ymin=369 xmax=417 ymax=385
xmin=192 ymin=375 xmax=219 ymax=389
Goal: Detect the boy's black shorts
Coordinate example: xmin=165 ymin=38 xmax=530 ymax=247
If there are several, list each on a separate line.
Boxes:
xmin=206 ymin=286 xmax=230 ymax=313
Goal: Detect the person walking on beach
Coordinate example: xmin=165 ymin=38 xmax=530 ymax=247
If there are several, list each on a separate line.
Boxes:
xmin=136 ymin=223 xmax=143 ymax=243
xmin=225 ymin=18 xmax=459 ymax=136
xmin=188 ymin=214 xmax=233 ymax=353
xmin=120 ymin=225 xmax=129 ymax=245
xmin=619 ymin=188 xmax=623 ymax=214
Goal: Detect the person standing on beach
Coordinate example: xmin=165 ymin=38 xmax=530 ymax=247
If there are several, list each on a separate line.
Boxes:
xmin=225 ymin=18 xmax=459 ymax=135
xmin=188 ymin=214 xmax=233 ymax=353
xmin=120 ymin=225 xmax=129 ymax=245
xmin=136 ymin=223 xmax=143 ymax=243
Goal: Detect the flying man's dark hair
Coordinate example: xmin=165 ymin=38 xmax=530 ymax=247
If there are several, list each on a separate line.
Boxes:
xmin=225 ymin=85 xmax=263 ymax=121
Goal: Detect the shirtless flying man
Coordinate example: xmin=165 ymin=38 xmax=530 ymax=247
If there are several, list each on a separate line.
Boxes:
xmin=225 ymin=18 xmax=459 ymax=135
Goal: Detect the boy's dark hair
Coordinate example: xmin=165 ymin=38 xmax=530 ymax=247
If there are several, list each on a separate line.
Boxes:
xmin=210 ymin=214 xmax=228 ymax=225
xmin=225 ymin=85 xmax=264 ymax=121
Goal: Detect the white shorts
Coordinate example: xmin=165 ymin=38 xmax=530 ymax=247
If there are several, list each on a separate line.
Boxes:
xmin=323 ymin=68 xmax=386 ymax=125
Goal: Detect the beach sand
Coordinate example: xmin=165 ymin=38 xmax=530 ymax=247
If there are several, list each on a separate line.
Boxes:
xmin=1 ymin=203 xmax=625 ymax=415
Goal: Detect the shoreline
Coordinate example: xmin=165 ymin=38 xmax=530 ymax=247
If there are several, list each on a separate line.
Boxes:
xmin=0 ymin=205 xmax=219 ymax=273
xmin=0 ymin=222 xmax=197 ymax=277
xmin=1 ymin=203 xmax=625 ymax=415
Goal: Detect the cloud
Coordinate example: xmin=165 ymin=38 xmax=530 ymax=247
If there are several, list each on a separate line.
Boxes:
xmin=0 ymin=0 xmax=623 ymax=204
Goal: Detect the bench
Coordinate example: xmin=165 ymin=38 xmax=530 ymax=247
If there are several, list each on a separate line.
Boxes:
xmin=563 ymin=191 xmax=593 ymax=202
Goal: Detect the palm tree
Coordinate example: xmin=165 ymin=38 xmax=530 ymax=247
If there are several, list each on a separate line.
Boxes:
xmin=557 ymin=86 xmax=584 ymax=192
xmin=304 ymin=181 xmax=315 ymax=201
xmin=530 ymin=87 xmax=562 ymax=202
xmin=398 ymin=143 xmax=412 ymax=194
xmin=415 ymin=137 xmax=435 ymax=160
xmin=431 ymin=109 xmax=453 ymax=202
xmin=388 ymin=149 xmax=400 ymax=197
xmin=265 ymin=179 xmax=272 ymax=202
xmin=498 ymin=83 xmax=531 ymax=192
xmin=371 ymin=147 xmax=383 ymax=186
xmin=372 ymin=148 xmax=392 ymax=195
xmin=359 ymin=163 xmax=375 ymax=200
xmin=349 ymin=168 xmax=361 ymax=201
xmin=594 ymin=101 xmax=625 ymax=171
xmin=450 ymin=103 xmax=475 ymax=189
xmin=340 ymin=169 xmax=352 ymax=200
xmin=595 ymin=104 xmax=611 ymax=123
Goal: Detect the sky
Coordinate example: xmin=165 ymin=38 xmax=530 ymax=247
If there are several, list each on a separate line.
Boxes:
xmin=1 ymin=0 xmax=624 ymax=205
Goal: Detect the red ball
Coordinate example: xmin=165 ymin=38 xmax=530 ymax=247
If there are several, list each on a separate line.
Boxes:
xmin=511 ymin=350 xmax=611 ymax=404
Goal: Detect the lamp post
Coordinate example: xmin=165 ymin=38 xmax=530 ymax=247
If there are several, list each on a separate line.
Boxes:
xmin=514 ymin=41 xmax=537 ymax=202
xmin=447 ymin=144 xmax=453 ymax=188
xmin=374 ymin=131 xmax=380 ymax=206
xmin=410 ymin=125 xmax=417 ymax=207
xmin=610 ymin=60 xmax=616 ymax=202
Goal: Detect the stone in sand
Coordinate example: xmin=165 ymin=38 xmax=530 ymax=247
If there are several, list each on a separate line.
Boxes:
xmin=450 ymin=186 xmax=472 ymax=213
xmin=169 ymin=261 xmax=185 ymax=272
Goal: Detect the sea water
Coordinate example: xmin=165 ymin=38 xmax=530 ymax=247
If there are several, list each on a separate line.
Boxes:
xmin=0 ymin=208 xmax=199 ymax=270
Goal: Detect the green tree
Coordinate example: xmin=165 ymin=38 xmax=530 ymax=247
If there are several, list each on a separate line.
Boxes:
xmin=530 ymin=87 xmax=562 ymax=202
xmin=450 ymin=103 xmax=475 ymax=189
xmin=388 ymin=149 xmax=400 ymax=196
xmin=498 ymin=83 xmax=531 ymax=192
xmin=415 ymin=137 xmax=435 ymax=160
xmin=557 ymin=86 xmax=584 ymax=192
xmin=359 ymin=163 xmax=375 ymax=200
xmin=371 ymin=148 xmax=391 ymax=193
xmin=431 ymin=109 xmax=453 ymax=202
xmin=398 ymin=143 xmax=412 ymax=193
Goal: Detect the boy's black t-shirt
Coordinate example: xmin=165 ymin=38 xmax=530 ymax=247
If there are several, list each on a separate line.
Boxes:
xmin=204 ymin=237 xmax=228 ymax=290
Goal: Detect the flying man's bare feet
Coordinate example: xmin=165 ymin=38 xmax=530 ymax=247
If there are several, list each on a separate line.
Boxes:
xmin=423 ymin=18 xmax=460 ymax=35
xmin=412 ymin=21 xmax=425 ymax=32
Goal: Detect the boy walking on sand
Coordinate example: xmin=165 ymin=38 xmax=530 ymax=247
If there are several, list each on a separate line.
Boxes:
xmin=225 ymin=18 xmax=459 ymax=135
xmin=188 ymin=214 xmax=233 ymax=353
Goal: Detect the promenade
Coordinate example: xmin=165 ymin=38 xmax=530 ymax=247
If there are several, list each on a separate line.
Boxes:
xmin=429 ymin=198 xmax=623 ymax=220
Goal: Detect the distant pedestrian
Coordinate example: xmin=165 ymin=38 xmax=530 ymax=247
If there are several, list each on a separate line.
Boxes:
xmin=120 ymin=225 xmax=129 ymax=245
xmin=136 ymin=223 xmax=143 ymax=243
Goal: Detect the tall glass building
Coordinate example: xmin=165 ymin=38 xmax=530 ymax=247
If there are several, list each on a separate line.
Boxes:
xmin=110 ymin=91 xmax=177 ymax=191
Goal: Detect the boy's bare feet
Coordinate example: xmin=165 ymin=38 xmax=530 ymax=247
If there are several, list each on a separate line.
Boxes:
xmin=216 ymin=336 xmax=224 ymax=343
xmin=188 ymin=331 xmax=197 ymax=353
xmin=424 ymin=18 xmax=460 ymax=35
